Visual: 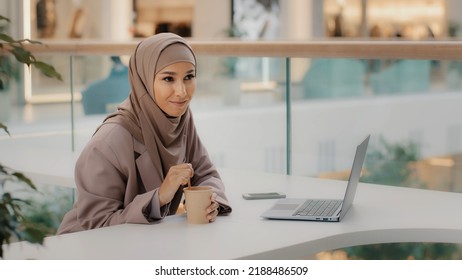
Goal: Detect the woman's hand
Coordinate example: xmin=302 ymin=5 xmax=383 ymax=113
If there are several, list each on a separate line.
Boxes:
xmin=183 ymin=192 xmax=219 ymax=223
xmin=158 ymin=163 xmax=193 ymax=206
xmin=206 ymin=193 xmax=220 ymax=223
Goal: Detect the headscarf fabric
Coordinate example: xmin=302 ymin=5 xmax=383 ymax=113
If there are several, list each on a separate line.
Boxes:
xmin=103 ymin=32 xmax=197 ymax=177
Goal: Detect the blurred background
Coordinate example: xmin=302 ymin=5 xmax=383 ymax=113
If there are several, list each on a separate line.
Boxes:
xmin=1 ymin=0 xmax=462 ymax=259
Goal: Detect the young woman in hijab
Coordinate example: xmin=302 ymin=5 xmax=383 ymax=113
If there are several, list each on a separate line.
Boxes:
xmin=58 ymin=33 xmax=231 ymax=234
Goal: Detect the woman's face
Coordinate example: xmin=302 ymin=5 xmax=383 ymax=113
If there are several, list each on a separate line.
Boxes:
xmin=153 ymin=62 xmax=196 ymax=117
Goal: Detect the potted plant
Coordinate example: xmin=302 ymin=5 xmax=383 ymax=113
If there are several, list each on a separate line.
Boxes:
xmin=1 ymin=15 xmax=62 ymax=258
xmin=0 ymin=124 xmax=50 ymax=258
xmin=1 ymin=15 xmax=62 ymax=120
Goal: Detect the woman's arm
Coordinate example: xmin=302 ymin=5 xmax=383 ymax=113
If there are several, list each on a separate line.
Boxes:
xmin=72 ymin=125 xmax=166 ymax=230
xmin=187 ymin=122 xmax=232 ymax=214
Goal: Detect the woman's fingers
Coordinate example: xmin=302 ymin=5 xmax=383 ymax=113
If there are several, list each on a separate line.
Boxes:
xmin=167 ymin=163 xmax=194 ymax=185
xmin=159 ymin=163 xmax=194 ymax=206
xmin=207 ymin=193 xmax=219 ymax=223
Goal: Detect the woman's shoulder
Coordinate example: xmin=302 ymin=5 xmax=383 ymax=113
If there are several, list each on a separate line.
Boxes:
xmin=77 ymin=123 xmax=136 ymax=176
xmin=90 ymin=123 xmax=134 ymax=150
xmin=91 ymin=123 xmax=147 ymax=154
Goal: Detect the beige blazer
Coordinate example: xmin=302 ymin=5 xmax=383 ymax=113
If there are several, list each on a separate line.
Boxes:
xmin=58 ymin=123 xmax=230 ymax=234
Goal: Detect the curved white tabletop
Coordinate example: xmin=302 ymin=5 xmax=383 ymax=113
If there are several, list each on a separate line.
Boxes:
xmin=3 ymin=168 xmax=462 ymax=259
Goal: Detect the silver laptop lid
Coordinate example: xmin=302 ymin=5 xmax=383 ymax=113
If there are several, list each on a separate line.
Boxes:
xmin=338 ymin=134 xmax=370 ymax=220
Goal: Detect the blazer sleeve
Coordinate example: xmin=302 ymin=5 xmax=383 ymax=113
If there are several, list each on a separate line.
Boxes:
xmin=72 ymin=126 xmax=161 ymax=230
xmin=187 ymin=121 xmax=232 ymax=215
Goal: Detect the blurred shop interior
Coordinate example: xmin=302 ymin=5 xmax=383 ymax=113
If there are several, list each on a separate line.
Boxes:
xmin=2 ymin=0 xmax=462 ymax=260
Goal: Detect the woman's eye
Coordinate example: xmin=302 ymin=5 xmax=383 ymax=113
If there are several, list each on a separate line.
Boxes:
xmin=163 ymin=76 xmax=174 ymax=82
xmin=185 ymin=74 xmax=195 ymax=80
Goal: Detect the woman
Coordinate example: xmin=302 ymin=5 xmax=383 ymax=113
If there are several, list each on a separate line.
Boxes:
xmin=58 ymin=33 xmax=231 ymax=234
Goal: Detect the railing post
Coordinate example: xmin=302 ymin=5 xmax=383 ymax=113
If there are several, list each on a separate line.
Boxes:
xmin=70 ymin=56 xmax=75 ymax=152
xmin=285 ymin=57 xmax=292 ymax=175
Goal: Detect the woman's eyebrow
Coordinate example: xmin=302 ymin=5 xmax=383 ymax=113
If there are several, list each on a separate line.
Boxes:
xmin=159 ymin=70 xmax=177 ymax=75
xmin=159 ymin=69 xmax=195 ymax=75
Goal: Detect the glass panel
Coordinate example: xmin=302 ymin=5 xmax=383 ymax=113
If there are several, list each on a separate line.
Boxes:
xmin=191 ymin=55 xmax=287 ymax=174
xmin=0 ymin=53 xmax=75 ymax=180
xmin=73 ymin=55 xmax=131 ymax=153
xmin=291 ymin=57 xmax=462 ymax=194
xmin=291 ymin=58 xmax=368 ymax=100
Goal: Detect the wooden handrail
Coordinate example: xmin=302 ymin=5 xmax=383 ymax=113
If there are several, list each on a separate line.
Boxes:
xmin=22 ymin=39 xmax=462 ymax=60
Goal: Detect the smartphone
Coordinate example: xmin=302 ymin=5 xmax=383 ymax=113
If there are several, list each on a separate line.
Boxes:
xmin=242 ymin=192 xmax=286 ymax=200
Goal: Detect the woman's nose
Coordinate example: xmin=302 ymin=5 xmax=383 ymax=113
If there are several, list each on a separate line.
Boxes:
xmin=174 ymin=82 xmax=187 ymax=96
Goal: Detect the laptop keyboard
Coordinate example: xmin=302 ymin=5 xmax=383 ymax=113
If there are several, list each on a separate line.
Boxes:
xmin=293 ymin=199 xmax=342 ymax=217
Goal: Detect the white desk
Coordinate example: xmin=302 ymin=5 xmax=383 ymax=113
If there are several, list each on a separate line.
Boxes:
xmin=3 ymin=168 xmax=462 ymax=259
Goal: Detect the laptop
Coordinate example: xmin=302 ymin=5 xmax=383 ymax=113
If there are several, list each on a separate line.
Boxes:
xmin=261 ymin=134 xmax=370 ymax=222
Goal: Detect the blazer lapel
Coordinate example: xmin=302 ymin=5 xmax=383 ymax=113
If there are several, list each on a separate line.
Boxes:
xmin=134 ymin=139 xmax=163 ymax=192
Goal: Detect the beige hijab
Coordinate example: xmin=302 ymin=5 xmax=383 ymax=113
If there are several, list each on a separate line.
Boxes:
xmin=103 ymin=33 xmax=197 ymax=177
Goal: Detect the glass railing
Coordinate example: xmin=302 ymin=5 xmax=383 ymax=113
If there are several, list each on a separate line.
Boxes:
xmin=9 ymin=39 xmax=461 ymax=191
xmin=1 ymin=39 xmax=462 ymax=258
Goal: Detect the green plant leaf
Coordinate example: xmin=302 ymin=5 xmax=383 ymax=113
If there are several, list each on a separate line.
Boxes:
xmin=31 ymin=61 xmax=63 ymax=81
xmin=0 ymin=122 xmax=10 ymax=136
xmin=0 ymin=224 xmax=12 ymax=245
xmin=11 ymin=46 xmax=34 ymax=66
xmin=0 ymin=163 xmax=8 ymax=175
xmin=0 ymin=15 xmax=11 ymax=22
xmin=0 ymin=33 xmax=15 ymax=44
xmin=11 ymin=172 xmax=37 ymax=191
xmin=20 ymin=221 xmax=47 ymax=245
